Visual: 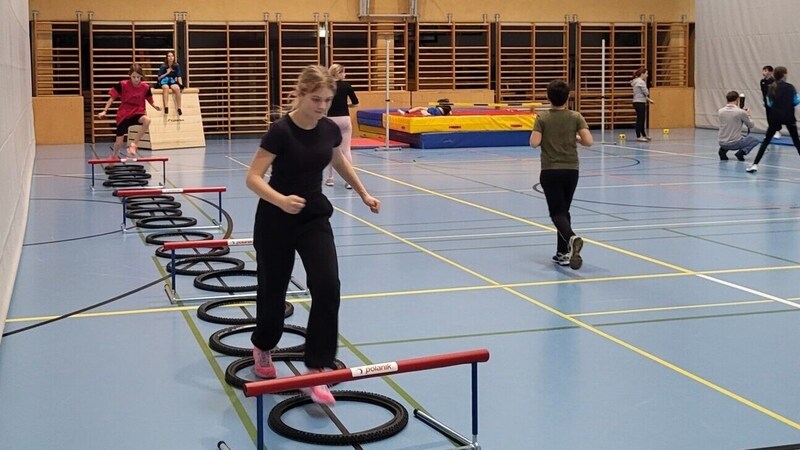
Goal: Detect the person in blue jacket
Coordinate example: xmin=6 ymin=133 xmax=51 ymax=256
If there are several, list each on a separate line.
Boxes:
xmin=157 ymin=51 xmax=184 ymax=116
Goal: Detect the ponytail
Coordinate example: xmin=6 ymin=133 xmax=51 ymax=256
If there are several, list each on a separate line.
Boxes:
xmin=285 ymin=65 xmax=337 ymax=113
xmin=769 ymin=66 xmax=787 ymax=99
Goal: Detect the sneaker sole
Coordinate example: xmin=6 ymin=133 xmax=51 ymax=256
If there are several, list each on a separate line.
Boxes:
xmin=253 ymin=367 xmax=277 ymax=379
xmin=569 ymin=237 xmax=584 ymax=270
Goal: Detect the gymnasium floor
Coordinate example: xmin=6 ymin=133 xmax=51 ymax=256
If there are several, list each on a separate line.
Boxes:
xmin=2 ymin=128 xmax=800 ymax=449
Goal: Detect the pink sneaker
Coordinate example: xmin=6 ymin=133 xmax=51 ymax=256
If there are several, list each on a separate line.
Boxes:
xmin=252 ymin=347 xmax=276 ymax=379
xmin=301 ymin=384 xmax=336 ymax=406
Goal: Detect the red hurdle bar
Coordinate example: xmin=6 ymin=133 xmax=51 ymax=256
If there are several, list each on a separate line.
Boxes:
xmin=163 ymin=238 xmax=252 ymax=302
xmin=244 ymin=349 xmax=490 ymax=450
xmin=160 ymin=237 xmax=307 ymax=303
xmin=115 ymin=186 xmax=227 ymax=231
xmin=87 ymin=156 xmax=169 ymax=189
xmin=162 ymin=238 xmax=252 ymax=250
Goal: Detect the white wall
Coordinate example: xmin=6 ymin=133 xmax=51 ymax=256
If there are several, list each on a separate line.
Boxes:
xmin=695 ymin=0 xmax=800 ymax=131
xmin=0 ymin=0 xmax=35 ymax=343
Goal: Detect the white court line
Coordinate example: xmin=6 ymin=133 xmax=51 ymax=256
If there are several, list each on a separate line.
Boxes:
xmin=408 ymin=216 xmax=800 ymax=242
xmin=606 ymin=143 xmax=800 ymax=173
xmin=577 ymin=180 xmax=752 ymax=190
xmin=226 ymin=155 xmax=250 ymax=169
xmin=697 ymin=273 xmax=800 ymax=310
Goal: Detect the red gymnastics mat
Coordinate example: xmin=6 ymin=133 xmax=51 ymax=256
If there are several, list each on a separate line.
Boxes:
xmin=351 ymin=137 xmax=410 ymax=149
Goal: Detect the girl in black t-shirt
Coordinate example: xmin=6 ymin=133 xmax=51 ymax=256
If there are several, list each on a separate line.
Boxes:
xmin=245 ymin=65 xmax=380 ymax=406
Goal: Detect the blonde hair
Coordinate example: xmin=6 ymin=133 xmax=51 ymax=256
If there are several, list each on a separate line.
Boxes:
xmin=287 ymin=65 xmax=337 ymax=112
xmin=328 ymin=63 xmax=344 ymax=79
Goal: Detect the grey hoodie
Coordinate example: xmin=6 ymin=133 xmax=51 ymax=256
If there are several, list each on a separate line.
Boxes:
xmin=631 ymin=77 xmax=649 ymax=103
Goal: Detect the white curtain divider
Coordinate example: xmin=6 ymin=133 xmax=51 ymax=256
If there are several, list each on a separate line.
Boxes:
xmin=0 ymin=0 xmax=35 ymax=343
xmin=695 ymin=0 xmax=800 ymax=132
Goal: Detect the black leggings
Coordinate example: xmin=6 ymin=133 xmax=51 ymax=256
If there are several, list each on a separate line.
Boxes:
xmin=540 ymin=169 xmax=579 ymax=254
xmin=633 ymin=102 xmax=648 ymax=138
xmin=251 ymin=196 xmax=340 ymax=369
xmin=751 ymin=122 xmax=800 ymax=165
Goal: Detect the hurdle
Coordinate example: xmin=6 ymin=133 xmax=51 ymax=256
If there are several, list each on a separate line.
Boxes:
xmin=161 ymin=238 xmax=309 ymax=304
xmin=244 ymin=348 xmax=490 ymax=450
xmin=115 ymin=186 xmax=226 ymax=232
xmin=87 ymin=156 xmax=168 ymax=190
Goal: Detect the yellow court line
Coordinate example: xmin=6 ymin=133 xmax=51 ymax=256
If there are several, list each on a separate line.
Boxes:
xmin=345 ymin=167 xmax=800 ymax=430
xmin=359 ymin=168 xmax=691 ymax=273
xmin=8 ymin=267 xmax=800 ymax=324
xmin=5 ymin=305 xmax=198 ymax=323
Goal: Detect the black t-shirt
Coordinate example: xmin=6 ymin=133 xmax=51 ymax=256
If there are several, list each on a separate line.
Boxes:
xmin=767 ymin=80 xmax=799 ymax=124
xmin=327 ymin=81 xmax=359 ymax=117
xmin=761 ymin=76 xmax=774 ymax=107
xmin=259 ymin=115 xmax=342 ymax=197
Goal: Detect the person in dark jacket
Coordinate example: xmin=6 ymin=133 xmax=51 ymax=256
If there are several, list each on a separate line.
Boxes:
xmin=760 ymin=65 xmax=780 ymax=139
xmin=747 ymin=66 xmax=800 ymax=173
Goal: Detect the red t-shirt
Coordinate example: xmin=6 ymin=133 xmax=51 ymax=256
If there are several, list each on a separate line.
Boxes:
xmin=109 ymin=80 xmax=153 ymax=124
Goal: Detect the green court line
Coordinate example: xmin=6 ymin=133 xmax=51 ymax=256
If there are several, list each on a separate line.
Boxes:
xmin=181 ymin=308 xmax=260 ymax=446
xmin=151 ymin=256 xmax=261 ymax=447
xmin=340 ymin=334 xmax=427 ymax=413
xmin=296 ymin=302 xmax=427 ymax=413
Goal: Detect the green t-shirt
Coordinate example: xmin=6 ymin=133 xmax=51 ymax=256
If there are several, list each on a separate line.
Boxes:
xmin=533 ymin=108 xmax=588 ymax=170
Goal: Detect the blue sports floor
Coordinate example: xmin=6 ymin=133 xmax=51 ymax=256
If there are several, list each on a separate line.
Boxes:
xmin=2 ymin=128 xmax=800 ymax=449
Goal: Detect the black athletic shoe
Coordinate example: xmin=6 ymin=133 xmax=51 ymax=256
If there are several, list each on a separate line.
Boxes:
xmin=718 ymin=147 xmax=728 ymax=160
xmin=735 ymin=150 xmax=745 ymax=161
xmin=552 ymin=253 xmax=570 ymax=266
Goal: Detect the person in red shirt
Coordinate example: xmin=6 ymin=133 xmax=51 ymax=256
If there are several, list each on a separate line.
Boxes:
xmin=97 ymin=63 xmax=161 ymax=157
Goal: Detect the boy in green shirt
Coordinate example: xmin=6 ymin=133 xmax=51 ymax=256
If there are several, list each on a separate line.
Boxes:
xmin=529 ymin=80 xmax=593 ymax=270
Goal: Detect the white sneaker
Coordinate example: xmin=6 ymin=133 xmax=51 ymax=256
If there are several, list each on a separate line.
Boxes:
xmin=746 ymin=164 xmax=758 ymax=173
xmin=567 ymin=236 xmax=584 ymax=270
xmin=774 ymin=131 xmax=782 ymax=139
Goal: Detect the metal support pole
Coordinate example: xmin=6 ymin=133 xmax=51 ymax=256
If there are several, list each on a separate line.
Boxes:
xmin=600 ymin=39 xmax=615 ymax=145
xmin=471 ymin=361 xmax=479 ymax=441
xmin=257 ymin=395 xmax=264 ymax=450
xmin=323 ymin=13 xmax=330 ymax=66
xmin=375 ymin=37 xmax=403 ymax=151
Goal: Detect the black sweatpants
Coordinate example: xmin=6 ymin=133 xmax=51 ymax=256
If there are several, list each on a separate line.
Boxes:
xmin=250 ymin=195 xmax=340 ymax=369
xmin=633 ymin=102 xmax=648 ymax=138
xmin=540 ymin=169 xmax=579 ymax=255
xmin=752 ymin=122 xmax=800 ymax=165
